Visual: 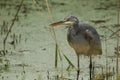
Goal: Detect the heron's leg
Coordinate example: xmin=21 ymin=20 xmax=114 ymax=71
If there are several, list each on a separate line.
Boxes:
xmin=92 ymin=62 xmax=95 ymax=77
xmin=89 ymin=56 xmax=92 ymax=80
xmin=77 ymin=55 xmax=80 ymax=80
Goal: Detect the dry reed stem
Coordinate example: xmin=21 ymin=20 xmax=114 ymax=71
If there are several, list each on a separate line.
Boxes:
xmin=116 ymin=0 xmax=120 ymax=77
xmin=44 ymin=0 xmax=59 ymax=47
xmin=100 ymin=24 xmax=120 ymax=38
xmin=32 ymin=0 xmax=62 ymax=68
xmin=44 ymin=0 xmax=63 ymax=68
xmin=105 ymin=35 xmax=108 ymax=80
xmin=44 ymin=1 xmax=75 ymax=77
xmin=3 ymin=0 xmax=24 ymax=55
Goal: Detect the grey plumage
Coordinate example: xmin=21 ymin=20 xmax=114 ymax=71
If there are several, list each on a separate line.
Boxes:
xmin=67 ymin=21 xmax=102 ymax=56
xmin=50 ymin=16 xmax=102 ymax=80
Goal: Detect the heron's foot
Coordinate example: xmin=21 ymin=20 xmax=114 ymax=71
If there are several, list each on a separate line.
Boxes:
xmin=77 ymin=68 xmax=80 ymax=80
xmin=89 ymin=62 xmax=92 ymax=69
xmin=89 ymin=60 xmax=92 ymax=80
xmin=89 ymin=62 xmax=94 ymax=75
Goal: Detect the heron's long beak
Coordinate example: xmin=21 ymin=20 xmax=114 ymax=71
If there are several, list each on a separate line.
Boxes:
xmin=49 ymin=20 xmax=73 ymax=27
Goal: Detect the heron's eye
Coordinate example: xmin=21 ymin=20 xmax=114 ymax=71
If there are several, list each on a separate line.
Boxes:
xmin=73 ymin=18 xmax=77 ymax=22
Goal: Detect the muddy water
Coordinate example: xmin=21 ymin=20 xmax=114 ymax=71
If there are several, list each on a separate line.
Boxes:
xmin=0 ymin=0 xmax=120 ymax=80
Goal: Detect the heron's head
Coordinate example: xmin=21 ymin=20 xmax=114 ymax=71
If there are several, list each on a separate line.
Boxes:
xmin=50 ymin=16 xmax=79 ymax=27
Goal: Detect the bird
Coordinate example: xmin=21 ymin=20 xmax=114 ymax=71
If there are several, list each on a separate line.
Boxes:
xmin=50 ymin=16 xmax=102 ymax=80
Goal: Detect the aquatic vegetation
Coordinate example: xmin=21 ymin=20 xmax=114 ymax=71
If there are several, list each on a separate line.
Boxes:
xmin=0 ymin=0 xmax=120 ymax=80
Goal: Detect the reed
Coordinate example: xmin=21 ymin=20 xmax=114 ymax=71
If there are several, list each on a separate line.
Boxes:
xmin=116 ymin=0 xmax=120 ymax=78
xmin=3 ymin=0 xmax=24 ymax=55
xmin=105 ymin=34 xmax=108 ymax=80
xmin=44 ymin=0 xmax=75 ymax=69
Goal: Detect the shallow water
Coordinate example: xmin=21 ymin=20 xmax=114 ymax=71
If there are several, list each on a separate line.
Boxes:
xmin=0 ymin=0 xmax=120 ymax=80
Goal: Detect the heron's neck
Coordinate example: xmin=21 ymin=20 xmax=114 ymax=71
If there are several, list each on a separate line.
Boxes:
xmin=73 ymin=23 xmax=79 ymax=32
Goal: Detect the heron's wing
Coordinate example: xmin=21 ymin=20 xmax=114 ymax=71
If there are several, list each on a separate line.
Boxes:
xmin=84 ymin=27 xmax=101 ymax=44
xmin=84 ymin=28 xmax=102 ymax=55
xmin=84 ymin=29 xmax=95 ymax=42
xmin=77 ymin=23 xmax=98 ymax=42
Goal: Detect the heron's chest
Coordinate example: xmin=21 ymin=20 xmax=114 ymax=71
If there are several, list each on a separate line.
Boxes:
xmin=67 ymin=28 xmax=86 ymax=43
xmin=67 ymin=28 xmax=90 ymax=54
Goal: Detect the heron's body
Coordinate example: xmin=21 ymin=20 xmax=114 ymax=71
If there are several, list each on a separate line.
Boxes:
xmin=67 ymin=22 xmax=102 ymax=56
xmin=50 ymin=16 xmax=102 ymax=80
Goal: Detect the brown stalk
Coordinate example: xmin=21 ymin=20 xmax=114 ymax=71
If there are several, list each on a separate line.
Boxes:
xmin=44 ymin=0 xmax=59 ymax=45
xmin=44 ymin=0 xmax=61 ymax=67
xmin=33 ymin=0 xmax=62 ymax=68
xmin=3 ymin=0 xmax=24 ymax=55
xmin=101 ymin=25 xmax=120 ymax=38
xmin=110 ymin=28 xmax=120 ymax=37
xmin=105 ymin=35 xmax=108 ymax=80
xmin=116 ymin=0 xmax=119 ymax=77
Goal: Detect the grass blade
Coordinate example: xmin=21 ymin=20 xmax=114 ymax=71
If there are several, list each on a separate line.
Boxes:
xmin=63 ymin=54 xmax=75 ymax=68
xmin=55 ymin=44 xmax=58 ymax=68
